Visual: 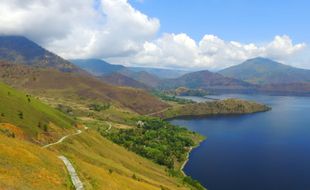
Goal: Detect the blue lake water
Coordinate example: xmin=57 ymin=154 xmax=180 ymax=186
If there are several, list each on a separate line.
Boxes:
xmin=170 ymin=94 xmax=310 ymax=190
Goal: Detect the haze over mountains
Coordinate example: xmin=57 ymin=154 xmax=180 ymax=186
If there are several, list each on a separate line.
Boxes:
xmin=71 ymin=56 xmax=310 ymax=95
xmin=1 ymin=35 xmax=310 ymax=95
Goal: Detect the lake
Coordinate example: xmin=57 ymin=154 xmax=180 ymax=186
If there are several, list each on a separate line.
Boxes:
xmin=170 ymin=94 xmax=310 ymax=190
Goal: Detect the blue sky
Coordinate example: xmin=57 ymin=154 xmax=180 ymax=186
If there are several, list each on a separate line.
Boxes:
xmin=129 ymin=0 xmax=309 ymax=44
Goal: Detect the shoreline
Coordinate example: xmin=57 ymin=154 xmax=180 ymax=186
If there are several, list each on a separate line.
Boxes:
xmin=180 ymin=146 xmax=193 ymax=176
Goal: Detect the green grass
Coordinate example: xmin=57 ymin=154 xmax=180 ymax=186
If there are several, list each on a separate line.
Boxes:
xmin=53 ymin=129 xmax=198 ymax=190
xmin=0 ymin=82 xmax=75 ymax=138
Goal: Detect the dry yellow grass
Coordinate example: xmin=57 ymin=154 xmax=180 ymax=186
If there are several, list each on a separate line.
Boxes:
xmin=0 ymin=134 xmax=71 ymax=190
xmin=0 ymin=123 xmax=26 ymax=140
xmin=52 ymin=130 xmax=191 ymax=190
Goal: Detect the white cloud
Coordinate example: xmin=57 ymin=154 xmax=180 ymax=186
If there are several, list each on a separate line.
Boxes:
xmin=126 ymin=34 xmax=306 ymax=70
xmin=0 ymin=0 xmax=159 ymax=58
xmin=0 ymin=0 xmax=307 ymax=70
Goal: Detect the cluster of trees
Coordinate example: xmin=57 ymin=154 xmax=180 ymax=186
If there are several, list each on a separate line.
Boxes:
xmin=103 ymin=117 xmax=195 ymax=169
xmin=88 ymin=103 xmax=111 ymax=112
xmin=57 ymin=104 xmax=74 ymax=115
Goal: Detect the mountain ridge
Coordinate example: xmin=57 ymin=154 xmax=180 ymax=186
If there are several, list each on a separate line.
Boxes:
xmin=219 ymin=57 xmax=310 ymax=84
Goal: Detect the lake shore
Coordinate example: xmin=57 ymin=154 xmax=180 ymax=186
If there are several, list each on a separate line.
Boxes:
xmin=180 ymin=146 xmax=193 ymax=176
xmin=180 ymin=138 xmax=205 ymax=176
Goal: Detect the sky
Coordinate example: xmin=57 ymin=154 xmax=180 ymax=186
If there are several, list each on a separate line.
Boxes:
xmin=0 ymin=0 xmax=309 ymax=70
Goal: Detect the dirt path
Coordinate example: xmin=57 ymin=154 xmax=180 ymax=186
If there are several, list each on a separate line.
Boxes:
xmin=146 ymin=107 xmax=170 ymax=116
xmin=105 ymin=122 xmax=112 ymax=132
xmin=43 ymin=128 xmax=87 ymax=190
xmin=43 ymin=130 xmax=82 ymax=148
xmin=58 ymin=156 xmax=84 ymax=190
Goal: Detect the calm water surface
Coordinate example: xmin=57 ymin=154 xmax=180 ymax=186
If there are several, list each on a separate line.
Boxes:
xmin=170 ymin=94 xmax=310 ymax=190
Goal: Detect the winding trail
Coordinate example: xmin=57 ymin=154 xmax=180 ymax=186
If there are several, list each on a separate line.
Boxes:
xmin=43 ymin=130 xmax=82 ymax=148
xmin=105 ymin=122 xmax=112 ymax=132
xmin=43 ymin=128 xmax=87 ymax=190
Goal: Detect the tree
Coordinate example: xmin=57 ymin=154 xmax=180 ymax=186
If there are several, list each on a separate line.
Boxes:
xmin=18 ymin=111 xmax=23 ymax=119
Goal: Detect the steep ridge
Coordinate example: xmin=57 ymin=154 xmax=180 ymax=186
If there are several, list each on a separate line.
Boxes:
xmin=0 ymin=36 xmax=80 ymax=72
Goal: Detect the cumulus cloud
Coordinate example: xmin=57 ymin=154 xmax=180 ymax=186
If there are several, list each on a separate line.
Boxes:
xmin=0 ymin=0 xmax=159 ymax=58
xmin=0 ymin=0 xmax=307 ymax=70
xmin=127 ymin=34 xmax=306 ymax=69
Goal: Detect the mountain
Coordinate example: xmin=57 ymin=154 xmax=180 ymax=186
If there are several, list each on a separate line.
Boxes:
xmin=0 ymin=36 xmax=80 ymax=72
xmin=0 ymin=36 xmax=169 ymax=114
xmin=70 ymin=59 xmax=125 ymax=76
xmin=70 ymin=58 xmax=161 ymax=87
xmin=129 ymin=67 xmax=189 ymax=79
xmin=119 ymin=70 xmax=162 ymax=87
xmin=160 ymin=70 xmax=254 ymax=91
xmin=100 ymin=73 xmax=150 ymax=89
xmin=219 ymin=57 xmax=310 ymax=84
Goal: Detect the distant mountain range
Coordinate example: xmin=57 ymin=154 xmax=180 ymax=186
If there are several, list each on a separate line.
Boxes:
xmin=1 ymin=36 xmax=310 ymax=96
xmin=219 ymin=57 xmax=310 ymax=84
xmin=70 ymin=59 xmax=186 ymax=88
xmin=72 ymin=57 xmax=310 ymax=95
xmin=71 ymin=59 xmax=188 ymax=79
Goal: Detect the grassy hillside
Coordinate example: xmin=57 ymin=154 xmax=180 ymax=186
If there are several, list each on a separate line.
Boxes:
xmin=0 ymin=81 xmax=75 ymax=141
xmin=52 ymin=129 xmax=200 ymax=190
xmin=0 ymin=133 xmax=71 ymax=190
xmin=154 ymin=99 xmax=270 ymax=119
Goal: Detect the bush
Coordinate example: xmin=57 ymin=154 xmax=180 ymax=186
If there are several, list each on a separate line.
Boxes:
xmin=88 ymin=103 xmax=110 ymax=112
